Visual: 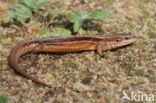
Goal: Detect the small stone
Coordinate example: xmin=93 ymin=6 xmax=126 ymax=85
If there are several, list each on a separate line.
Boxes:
xmin=3 ymin=38 xmax=12 ymax=44
xmin=26 ymin=79 xmax=32 ymax=84
xmin=0 ymin=45 xmax=3 ymax=52
xmin=81 ymin=77 xmax=92 ymax=84
xmin=151 ymin=59 xmax=156 ymax=67
xmin=86 ymin=92 xmax=92 ymax=97
xmin=73 ymin=82 xmax=92 ymax=92
xmin=45 ymin=90 xmax=55 ymax=96
xmin=5 ymin=33 xmax=15 ymax=39
xmin=36 ymin=89 xmax=44 ymax=95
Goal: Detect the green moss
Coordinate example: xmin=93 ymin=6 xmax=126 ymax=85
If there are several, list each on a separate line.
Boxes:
xmin=64 ymin=61 xmax=79 ymax=72
xmin=0 ymin=35 xmax=4 ymax=43
xmin=143 ymin=39 xmax=151 ymax=44
xmin=0 ymin=93 xmax=10 ymax=103
xmin=120 ymin=60 xmax=134 ymax=70
xmin=131 ymin=75 xmax=146 ymax=81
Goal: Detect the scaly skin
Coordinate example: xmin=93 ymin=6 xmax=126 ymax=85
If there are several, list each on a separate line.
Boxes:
xmin=8 ymin=34 xmax=136 ymax=88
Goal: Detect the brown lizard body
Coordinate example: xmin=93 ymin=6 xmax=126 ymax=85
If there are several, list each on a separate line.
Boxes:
xmin=8 ymin=34 xmax=136 ymax=88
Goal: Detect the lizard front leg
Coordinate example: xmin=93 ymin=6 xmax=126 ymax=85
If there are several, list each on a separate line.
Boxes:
xmin=96 ymin=42 xmax=109 ymax=56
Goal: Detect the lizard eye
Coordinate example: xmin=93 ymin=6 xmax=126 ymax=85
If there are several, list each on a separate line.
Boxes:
xmin=125 ymin=37 xmax=129 ymax=40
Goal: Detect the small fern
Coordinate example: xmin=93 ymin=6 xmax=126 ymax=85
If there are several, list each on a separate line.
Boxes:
xmin=3 ymin=0 xmax=47 ymax=25
xmin=67 ymin=9 xmax=109 ymax=32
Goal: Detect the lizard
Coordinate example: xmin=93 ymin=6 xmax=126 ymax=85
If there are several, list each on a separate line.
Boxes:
xmin=8 ymin=34 xmax=136 ymax=88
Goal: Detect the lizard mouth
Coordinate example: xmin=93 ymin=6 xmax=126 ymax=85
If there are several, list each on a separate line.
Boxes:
xmin=118 ymin=38 xmax=136 ymax=47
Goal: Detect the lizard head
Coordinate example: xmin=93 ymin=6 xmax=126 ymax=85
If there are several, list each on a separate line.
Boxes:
xmin=100 ymin=34 xmax=136 ymax=51
xmin=111 ymin=34 xmax=136 ymax=47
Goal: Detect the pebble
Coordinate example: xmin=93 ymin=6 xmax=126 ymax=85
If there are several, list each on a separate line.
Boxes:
xmin=151 ymin=59 xmax=156 ymax=67
xmin=3 ymin=38 xmax=12 ymax=44
xmin=0 ymin=45 xmax=3 ymax=51
xmin=73 ymin=82 xmax=92 ymax=92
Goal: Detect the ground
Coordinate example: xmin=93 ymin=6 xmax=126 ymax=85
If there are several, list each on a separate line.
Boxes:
xmin=0 ymin=0 xmax=156 ymax=103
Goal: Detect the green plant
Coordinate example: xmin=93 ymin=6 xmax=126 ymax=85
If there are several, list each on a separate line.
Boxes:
xmin=143 ymin=39 xmax=150 ymax=44
xmin=19 ymin=0 xmax=46 ymax=10
xmin=37 ymin=26 xmax=50 ymax=36
xmin=67 ymin=9 xmax=109 ymax=32
xmin=53 ymin=28 xmax=71 ymax=36
xmin=4 ymin=0 xmax=47 ymax=25
xmin=0 ymin=93 xmax=10 ymax=103
xmin=37 ymin=26 xmax=71 ymax=37
xmin=0 ymin=35 xmax=4 ymax=43
xmin=131 ymin=75 xmax=146 ymax=81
